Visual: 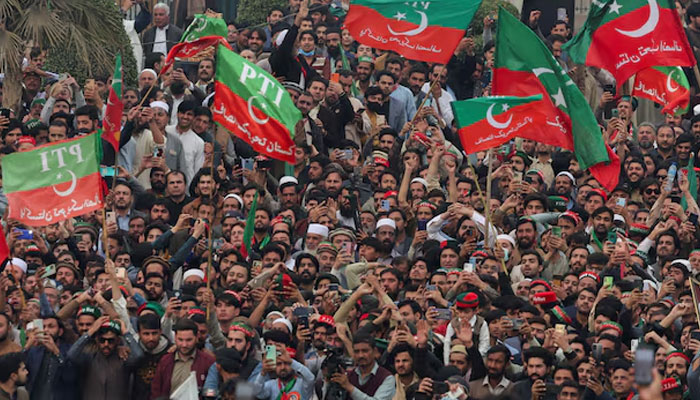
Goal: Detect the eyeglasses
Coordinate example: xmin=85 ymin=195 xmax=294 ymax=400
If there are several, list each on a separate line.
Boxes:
xmin=98 ymin=337 xmax=116 ymax=344
xmin=656 ymin=175 xmax=667 ymax=181
xmin=645 ymin=188 xmax=661 ymax=195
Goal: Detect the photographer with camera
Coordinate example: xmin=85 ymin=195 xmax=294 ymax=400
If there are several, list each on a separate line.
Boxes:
xmin=325 ymin=334 xmax=396 ymax=400
xmin=253 ymin=344 xmax=315 ymax=400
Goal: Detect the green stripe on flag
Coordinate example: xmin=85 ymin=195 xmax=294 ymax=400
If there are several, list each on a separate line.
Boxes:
xmin=2 ymin=134 xmax=102 ymax=193
xmin=351 ymin=0 xmax=480 ymax=29
xmin=452 ymin=95 xmax=543 ymax=127
xmin=242 ymin=191 xmax=258 ymax=257
xmin=181 ymin=14 xmax=228 ymax=43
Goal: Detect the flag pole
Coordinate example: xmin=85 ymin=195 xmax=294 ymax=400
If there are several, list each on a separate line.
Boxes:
xmin=693 ymin=65 xmax=700 ymax=93
xmin=205 ymin=152 xmax=217 ymax=320
xmin=409 ymin=71 xmax=442 ymax=127
xmin=484 ymin=148 xmax=494 ymax=247
xmin=467 ymin=154 xmax=509 ymax=276
xmin=690 ymin=277 xmax=700 ymax=327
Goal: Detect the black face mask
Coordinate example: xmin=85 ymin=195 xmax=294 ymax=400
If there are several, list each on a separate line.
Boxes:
xmin=366 ymin=101 xmax=383 ymax=113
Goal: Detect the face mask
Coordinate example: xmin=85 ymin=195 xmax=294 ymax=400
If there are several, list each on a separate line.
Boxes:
xmin=503 ymin=248 xmax=510 ymax=262
xmin=366 ymin=101 xmax=383 ymax=113
xmin=298 ymin=48 xmax=314 ymax=57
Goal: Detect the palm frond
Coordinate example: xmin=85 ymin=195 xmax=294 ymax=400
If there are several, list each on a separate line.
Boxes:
xmin=0 ymin=28 xmax=24 ymax=74
xmin=0 ymin=0 xmax=21 ymax=23
xmin=14 ymin=3 xmax=65 ymax=48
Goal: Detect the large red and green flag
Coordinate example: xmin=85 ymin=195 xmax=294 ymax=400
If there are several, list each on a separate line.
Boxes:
xmin=2 ymin=134 xmax=103 ymax=226
xmin=451 ymin=95 xmax=547 ymax=153
xmin=212 ymin=44 xmax=300 ymax=163
xmin=563 ymin=0 xmax=694 ymax=90
xmin=160 ymin=36 xmax=231 ymax=75
xmin=344 ymin=0 xmax=482 ymax=64
xmin=102 ymin=53 xmax=123 ymax=152
xmin=493 ymin=8 xmax=620 ymax=191
xmin=632 ymin=66 xmax=690 ymax=116
xmin=181 ymin=13 xmax=228 ymax=43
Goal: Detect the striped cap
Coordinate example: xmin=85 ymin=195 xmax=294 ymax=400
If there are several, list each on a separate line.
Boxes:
xmin=455 ymin=292 xmax=479 ymax=309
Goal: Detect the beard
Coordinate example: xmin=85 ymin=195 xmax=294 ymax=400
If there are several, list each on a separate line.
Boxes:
xmin=339 ymin=204 xmax=354 ymax=218
xmin=517 ymin=237 xmax=533 ymax=249
xmin=151 ymin=180 xmax=166 ymax=193
xmin=328 ymin=45 xmax=341 ymax=58
xmin=228 ymin=282 xmax=245 ymax=292
xmin=299 ymin=271 xmax=315 ymax=284
xmin=254 ymin=224 xmax=268 ymax=233
xmin=278 ymin=368 xmax=294 ymax=381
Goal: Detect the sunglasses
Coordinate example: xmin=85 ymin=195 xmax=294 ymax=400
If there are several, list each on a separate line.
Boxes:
xmin=98 ymin=337 xmax=116 ymax=344
xmin=645 ymin=188 xmax=661 ymax=195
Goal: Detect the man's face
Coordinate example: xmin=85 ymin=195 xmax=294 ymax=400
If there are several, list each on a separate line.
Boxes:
xmin=297 ymin=257 xmax=318 ymax=283
xmin=575 ymin=291 xmax=595 ymax=314
xmin=75 ymin=116 xmax=95 ymax=133
xmin=593 ymin=212 xmax=612 ymax=236
xmin=339 ymin=75 xmax=353 ymax=95
xmin=665 ymin=356 xmax=688 ymax=380
xmin=327 ymin=32 xmax=340 ymax=51
xmin=638 ymin=126 xmax=655 ymax=148
xmin=300 ymin=33 xmax=316 ymax=52
xmin=526 ymin=356 xmax=548 ymax=381
xmin=153 ymin=7 xmax=169 ymax=27
xmin=113 ymin=184 xmax=132 ymax=210
xmin=227 ymin=330 xmax=249 ymax=354
xmin=56 ymin=267 xmax=76 ymax=286
xmin=516 ymin=223 xmax=536 ymax=249
xmin=145 ymin=277 xmax=164 ymax=300
xmin=175 ymin=329 xmax=197 ymax=356
xmin=150 ymin=204 xmax=170 ymax=223
xmin=192 ymin=114 xmax=211 ymax=135
xmin=643 ymin=184 xmax=661 ymax=206
xmin=379 ymin=134 xmax=395 ymax=153
xmin=558 ymin=386 xmax=580 ymax=400
xmin=139 ymin=327 xmax=161 ymax=351
xmin=376 ymin=226 xmax=395 ymax=248
xmin=626 ymin=162 xmax=645 ymax=182
xmin=657 ymin=234 xmax=677 ymax=257
xmin=248 ymin=31 xmax=265 ymax=52
xmin=167 ymin=173 xmax=186 ymax=197
xmin=657 ymin=127 xmax=675 ymax=149
xmin=611 ymin=368 xmax=632 ymax=395
xmin=352 ymin=342 xmax=375 ymax=368
xmin=254 ymin=210 xmax=270 ymax=232
xmin=524 ymin=200 xmax=545 ymax=215
xmin=308 ymin=81 xmax=326 ymax=103
xmin=551 ymin=23 xmax=567 ymax=36
xmin=197 ymin=174 xmax=215 ymax=196
xmin=408 ymin=72 xmax=426 ymax=94
xmin=380 ymin=272 xmax=400 ymax=296
xmin=394 ymin=351 xmax=414 ymax=376
xmin=554 ymin=176 xmax=573 ymax=194
xmin=268 ymin=10 xmax=284 ymax=25
xmin=521 ymin=254 xmax=541 ymax=278
xmin=296 ymin=94 xmax=314 ymax=115
xmin=197 ymin=61 xmax=214 ymax=81
xmin=377 ymin=75 xmax=395 ymax=96
xmin=177 ymin=110 xmax=194 ymax=130
xmin=48 ymin=125 xmax=67 ymax=142
xmin=676 ymin=141 xmax=691 ymax=160
xmin=97 ymin=331 xmax=119 ymax=356
xmin=486 ymin=352 xmax=507 ymax=378
xmin=356 ymin=62 xmax=373 ymax=82
xmin=551 ymin=40 xmax=563 ymax=58
xmin=275 ymin=358 xmax=294 ymax=381
xmin=324 ymin=172 xmax=343 ymax=196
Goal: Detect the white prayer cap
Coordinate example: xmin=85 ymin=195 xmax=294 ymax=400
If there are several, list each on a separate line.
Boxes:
xmin=411 ymin=177 xmax=428 ymax=188
xmin=307 ymin=223 xmax=329 ymax=238
xmin=279 ymin=176 xmax=298 ymax=187
xmin=224 ymin=193 xmax=243 ymax=207
xmin=497 ymin=234 xmax=516 ymax=248
xmin=272 ymin=318 xmax=293 ymax=333
xmin=150 ymin=101 xmax=169 ymax=113
xmin=140 ymin=68 xmax=157 ymax=78
xmin=10 ymin=258 xmax=27 ymax=274
xmin=183 ymin=268 xmax=205 ymax=281
xmin=376 ymin=218 xmax=396 ymax=231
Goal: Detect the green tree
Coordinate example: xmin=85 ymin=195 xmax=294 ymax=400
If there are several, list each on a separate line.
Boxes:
xmin=0 ymin=0 xmax=137 ymax=109
xmin=236 ymin=0 xmax=286 ymax=26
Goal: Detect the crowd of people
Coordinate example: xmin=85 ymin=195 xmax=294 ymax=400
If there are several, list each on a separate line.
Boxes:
xmin=0 ymin=0 xmax=699 ymax=399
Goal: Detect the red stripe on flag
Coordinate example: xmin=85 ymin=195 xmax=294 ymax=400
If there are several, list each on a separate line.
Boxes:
xmin=102 ymin=89 xmax=123 ymax=151
xmin=212 ymin=82 xmax=295 ymax=163
xmin=7 ymin=172 xmax=104 ymax=226
xmin=632 ymin=68 xmax=689 ymax=115
xmin=344 ymin=5 xmax=465 ymax=64
xmin=0 ymin=225 xmax=9 ymax=264
xmin=161 ymin=36 xmax=232 ymax=76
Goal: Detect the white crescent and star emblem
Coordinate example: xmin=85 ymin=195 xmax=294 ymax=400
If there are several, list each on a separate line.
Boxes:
xmin=53 ymin=170 xmax=77 ymax=197
xmin=486 ymin=103 xmax=512 ymax=129
xmin=615 ymin=0 xmax=658 ymax=38
xmin=532 ymin=68 xmax=567 ymax=108
xmin=247 ymin=95 xmax=270 ymax=125
xmin=667 ymin=69 xmax=680 ymax=93
xmin=387 ymin=9 xmax=428 ymax=37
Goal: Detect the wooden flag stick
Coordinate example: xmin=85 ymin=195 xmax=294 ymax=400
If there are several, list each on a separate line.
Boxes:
xmin=690 ymin=277 xmax=700 ymax=327
xmin=483 ymin=148 xmax=495 ymax=247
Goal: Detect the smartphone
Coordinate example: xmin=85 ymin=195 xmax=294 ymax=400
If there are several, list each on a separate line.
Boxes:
xmin=592 ymin=343 xmax=603 ymax=362
xmin=265 ymin=345 xmax=277 ymax=362
xmin=0 ymin=108 xmax=10 ymax=119
xmin=13 ymin=228 xmax=33 ymax=240
xmin=616 ymin=197 xmax=626 ymax=207
xmin=257 ymin=158 xmax=273 ymax=169
xmin=417 ymin=220 xmax=427 ymax=231
xmin=342 ymin=242 xmax=351 ymax=253
xmin=241 ymin=158 xmax=254 ymax=171
xmin=42 ymin=264 xmax=56 ymax=278
xmin=603 ymin=84 xmax=616 ymax=96
xmin=465 ymin=227 xmax=475 ymax=237
xmin=252 ymin=260 xmax=262 ymax=270
xmin=603 ymin=276 xmax=614 ymax=289
xmin=380 ymin=200 xmax=390 ymax=211
xmin=632 ymin=279 xmax=643 ymax=291
xmin=328 ymin=283 xmax=339 ymax=292
xmin=212 ymin=238 xmax=225 ymax=251
xmin=630 ymin=339 xmax=639 ymax=354
xmin=512 ymin=171 xmax=523 ymax=181
xmin=635 ymin=345 xmax=655 ymax=385
xmin=691 ymin=331 xmax=700 ymax=341
xmin=557 ymin=7 xmax=567 ymax=20
xmin=552 ymin=276 xmax=562 ymax=287
xmin=100 ymin=166 xmax=117 ymax=177
xmin=425 ymin=285 xmax=437 ymax=291
xmin=463 ymin=263 xmax=474 ymax=273
xmin=106 ymin=211 xmax=116 ymax=226
xmin=85 ymin=78 xmax=95 ymax=90
xmin=330 ymin=73 xmax=340 ymax=83
xmin=116 ymin=267 xmax=126 ymax=279
xmin=432 ymin=381 xmax=449 ymax=395
xmin=299 ymin=316 xmax=309 ymax=329
xmin=435 ymin=308 xmax=452 ymax=320
xmin=551 ymin=226 xmax=562 ymax=237
xmin=153 ymin=146 xmax=164 ymax=158
xmin=342 ymin=149 xmax=353 ymax=160
xmin=607 ymin=230 xmax=617 ymax=244
xmin=555 ymin=324 xmax=566 ymax=334
xmin=611 ymin=108 xmax=619 ymax=118
xmin=643 ymin=281 xmax=651 ymax=291
xmin=511 ymin=318 xmax=524 ymax=330
xmin=293 ymin=307 xmax=314 ymax=317
xmin=33 ymin=319 xmax=44 ymax=332
xmin=173 ymin=290 xmax=181 ymax=299
xmin=690 ymin=214 xmax=699 ymax=225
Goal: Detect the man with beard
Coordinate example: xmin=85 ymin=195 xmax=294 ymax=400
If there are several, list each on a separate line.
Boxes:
xmin=532 ymin=143 xmax=555 ymax=187
xmin=568 ymin=247 xmax=590 ymax=275
xmin=251 ymin=207 xmax=272 ymax=254
xmin=144 ymin=273 xmax=167 ymax=305
xmin=664 ymin=352 xmax=689 ymax=389
xmin=317 ymin=80 xmax=354 ymax=150
xmin=112 ymin=180 xmax=144 ymax=231
xmin=323 ymin=169 xmax=344 ymax=198
xmin=653 ymin=124 xmax=676 ymax=161
xmin=337 ymin=186 xmax=360 ymax=230
xmin=375 ymin=71 xmax=408 ymax=132
xmin=624 ymin=158 xmax=645 ymax=187
xmin=254 ymin=345 xmax=315 ymax=400
xmin=151 ymin=319 xmax=215 ymax=398
xmin=297 ymin=314 xmax=336 ymax=376
xmin=149 ymin=199 xmax=171 ymax=224
xmin=507 ymin=347 xmax=554 ymax=400
xmin=203 ymin=323 xmax=259 ymax=392
xmin=166 ymin=100 xmax=205 ymax=185
xmin=278 ymin=176 xmax=300 ymax=209
xmin=0 ymin=353 xmax=28 ymax=400
xmin=380 ymin=268 xmax=403 ymax=300
xmin=637 ymin=123 xmax=657 ymax=154
xmin=295 ymin=253 xmax=320 ymax=291
xmin=295 ymin=91 xmax=326 ymax=154
xmin=355 ymin=56 xmax=375 ymax=99
xmin=67 ymin=318 xmax=143 ymax=400
xmin=515 ymin=218 xmax=538 ymax=255
xmin=316 ymin=244 xmax=337 ymax=272
xmin=133 ymin=313 xmax=170 ymax=400
xmin=407 ymin=65 xmax=428 ymax=107
xmin=589 ymin=207 xmax=614 ymax=253
xmin=25 ymin=315 xmax=78 ymax=399
xmin=640 ymin=178 xmax=661 ymax=208
xmin=675 ymin=133 xmax=693 ymax=167
xmin=376 ymin=219 xmax=397 ymax=259
xmin=329 ymin=334 xmax=396 ymax=400
xmin=391 ymin=344 xmax=420 ymax=400
xmin=0 ymin=313 xmax=18 ymax=357
xmin=303 ymin=224 xmax=328 ymax=254
xmin=553 ymin=171 xmax=575 ymax=198
xmin=469 ymin=345 xmax=512 ymax=399
xmin=74 ymin=105 xmax=127 ymax=166
xmin=386 ymin=58 xmax=417 ymax=120
xmin=325 ymin=27 xmax=344 ymax=71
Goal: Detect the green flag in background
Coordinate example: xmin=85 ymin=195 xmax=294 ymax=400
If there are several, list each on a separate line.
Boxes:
xmin=241 ymin=191 xmax=258 ymax=259
xmin=181 ymin=14 xmax=228 ymax=43
xmin=682 ymin=153 xmax=697 ymax=211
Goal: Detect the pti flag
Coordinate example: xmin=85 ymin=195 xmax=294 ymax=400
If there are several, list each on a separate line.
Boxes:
xmin=633 ymin=66 xmax=690 ymax=116
xmin=0 ymin=225 xmax=8 ymax=264
xmin=2 ymin=134 xmax=103 ymax=226
xmin=451 ymin=95 xmax=546 ymax=153
xmin=212 ymin=44 xmax=300 ymax=163
xmin=563 ymin=0 xmax=694 ymax=90
xmin=160 ymin=36 xmax=231 ymax=75
xmin=493 ymin=8 xmax=620 ymax=191
xmin=102 ymin=53 xmax=123 ymax=151
xmin=181 ymin=13 xmax=228 ymax=43
xmin=344 ymin=0 xmax=482 ymax=64
xmin=241 ymin=191 xmax=259 ymax=260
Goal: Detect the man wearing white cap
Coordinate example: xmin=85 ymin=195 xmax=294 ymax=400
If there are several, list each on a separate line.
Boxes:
xmin=305 ymin=224 xmax=329 ymax=253
xmin=130 ymin=100 xmax=167 ymax=188
xmin=278 ymin=176 xmax=300 ymax=209
xmin=7 ymin=258 xmax=27 ymax=283
xmin=182 ymin=268 xmax=205 ymax=286
xmin=375 ymin=218 xmax=397 ymax=258
xmin=410 ymin=177 xmax=428 ymax=200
